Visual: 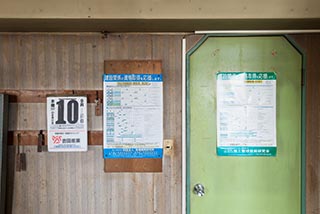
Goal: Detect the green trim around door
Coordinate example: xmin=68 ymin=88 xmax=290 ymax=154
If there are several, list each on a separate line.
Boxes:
xmin=285 ymin=35 xmax=306 ymax=214
xmin=186 ymin=35 xmax=306 ymax=214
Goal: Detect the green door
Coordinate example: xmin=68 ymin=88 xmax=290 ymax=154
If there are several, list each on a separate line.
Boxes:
xmin=187 ymin=36 xmax=305 ymax=214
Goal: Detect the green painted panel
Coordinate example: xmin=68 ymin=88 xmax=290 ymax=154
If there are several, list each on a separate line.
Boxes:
xmin=188 ymin=36 xmax=302 ymax=214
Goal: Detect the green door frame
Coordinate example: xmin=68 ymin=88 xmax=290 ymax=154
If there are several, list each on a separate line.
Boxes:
xmin=185 ymin=34 xmax=306 ymax=214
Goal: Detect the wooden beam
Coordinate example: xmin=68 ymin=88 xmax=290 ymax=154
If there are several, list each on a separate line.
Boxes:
xmin=7 ymin=131 xmax=103 ymax=146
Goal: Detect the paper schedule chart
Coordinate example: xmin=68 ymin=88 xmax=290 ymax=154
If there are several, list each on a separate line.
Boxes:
xmin=216 ymin=72 xmax=277 ymax=156
xmin=103 ymin=74 xmax=163 ymax=159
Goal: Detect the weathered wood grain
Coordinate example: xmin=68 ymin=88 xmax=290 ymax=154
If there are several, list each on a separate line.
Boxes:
xmin=104 ymin=60 xmax=162 ymax=74
xmin=106 ymin=34 xmax=155 ymax=213
xmin=291 ymin=34 xmax=320 ymax=214
xmin=151 ymin=35 xmax=182 ymax=214
xmin=0 ymin=90 xmax=103 ymax=103
xmin=8 ymin=103 xmax=102 ymax=131
xmin=0 ymin=33 xmax=184 ymax=214
xmin=7 ymin=130 xmax=103 ymax=146
xmin=0 ymin=34 xmax=106 ymax=90
xmin=105 ymin=159 xmax=162 ymax=172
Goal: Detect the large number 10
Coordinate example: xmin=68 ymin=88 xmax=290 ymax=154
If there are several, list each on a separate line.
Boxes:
xmin=56 ymin=99 xmax=79 ymax=124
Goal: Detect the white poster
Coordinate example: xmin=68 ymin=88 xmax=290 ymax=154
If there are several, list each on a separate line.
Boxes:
xmin=216 ymin=72 xmax=277 ymax=156
xmin=103 ymin=74 xmax=163 ymax=159
xmin=47 ymin=96 xmax=88 ymax=152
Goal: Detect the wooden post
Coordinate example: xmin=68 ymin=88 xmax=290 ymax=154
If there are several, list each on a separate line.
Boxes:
xmin=0 ymin=94 xmax=8 ymax=214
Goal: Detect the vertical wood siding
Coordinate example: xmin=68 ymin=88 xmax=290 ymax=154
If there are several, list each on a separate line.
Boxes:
xmin=291 ymin=34 xmax=320 ymax=214
xmin=0 ymin=33 xmax=182 ymax=214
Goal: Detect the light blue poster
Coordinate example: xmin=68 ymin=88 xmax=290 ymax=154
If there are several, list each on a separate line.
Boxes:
xmin=103 ymin=74 xmax=163 ymax=159
xmin=216 ymin=72 xmax=277 ymax=156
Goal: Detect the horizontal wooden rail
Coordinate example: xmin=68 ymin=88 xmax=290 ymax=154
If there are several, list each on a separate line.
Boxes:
xmin=8 ymin=130 xmax=163 ymax=172
xmin=0 ymin=90 xmax=103 ymax=103
xmin=7 ymin=130 xmax=103 ymax=145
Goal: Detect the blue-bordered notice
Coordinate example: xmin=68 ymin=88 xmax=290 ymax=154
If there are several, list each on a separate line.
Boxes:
xmin=103 ymin=74 xmax=163 ymax=159
xmin=216 ymin=72 xmax=277 ymax=156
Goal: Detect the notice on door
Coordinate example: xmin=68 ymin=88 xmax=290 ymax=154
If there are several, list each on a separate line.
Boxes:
xmin=103 ymin=74 xmax=163 ymax=159
xmin=216 ymin=72 xmax=277 ymax=156
xmin=47 ymin=96 xmax=88 ymax=152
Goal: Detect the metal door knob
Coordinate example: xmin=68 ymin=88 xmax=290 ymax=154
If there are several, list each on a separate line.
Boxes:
xmin=193 ymin=183 xmax=205 ymax=197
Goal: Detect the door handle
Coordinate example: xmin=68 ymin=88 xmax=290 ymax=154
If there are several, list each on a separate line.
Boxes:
xmin=193 ymin=183 xmax=205 ymax=197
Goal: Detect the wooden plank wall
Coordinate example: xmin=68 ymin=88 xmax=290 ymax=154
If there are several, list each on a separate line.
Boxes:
xmin=291 ymin=34 xmax=320 ymax=214
xmin=0 ymin=33 xmax=182 ymax=214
